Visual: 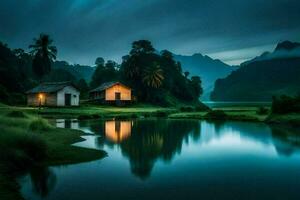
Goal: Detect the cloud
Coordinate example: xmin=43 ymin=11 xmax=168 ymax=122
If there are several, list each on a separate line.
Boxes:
xmin=0 ymin=0 xmax=300 ymax=65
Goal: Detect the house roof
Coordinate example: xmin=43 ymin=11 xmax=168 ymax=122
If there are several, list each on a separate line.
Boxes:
xmin=90 ymin=81 xmax=131 ymax=93
xmin=26 ymin=81 xmax=79 ymax=94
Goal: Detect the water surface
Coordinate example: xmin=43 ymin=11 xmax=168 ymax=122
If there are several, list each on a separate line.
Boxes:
xmin=19 ymin=119 xmax=300 ymax=200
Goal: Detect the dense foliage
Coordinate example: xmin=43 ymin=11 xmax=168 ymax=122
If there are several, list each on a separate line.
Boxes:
xmin=271 ymin=95 xmax=300 ymax=114
xmin=119 ymin=40 xmax=203 ymax=105
xmin=0 ymin=37 xmax=92 ymax=104
xmin=0 ymin=37 xmax=203 ymax=106
xmin=29 ymin=34 xmax=57 ymax=79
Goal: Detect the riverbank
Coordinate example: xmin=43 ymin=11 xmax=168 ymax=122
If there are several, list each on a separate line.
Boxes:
xmin=0 ymin=103 xmax=299 ymax=199
xmin=0 ymin=110 xmax=106 ymax=200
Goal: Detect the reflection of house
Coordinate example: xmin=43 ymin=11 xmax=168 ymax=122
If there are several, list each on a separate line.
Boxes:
xmin=89 ymin=82 xmax=132 ymax=104
xmin=105 ymin=121 xmax=132 ymax=143
xmin=26 ymin=82 xmax=80 ymax=107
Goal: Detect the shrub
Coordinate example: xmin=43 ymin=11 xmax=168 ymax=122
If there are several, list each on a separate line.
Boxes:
xmin=29 ymin=118 xmax=52 ymax=132
xmin=180 ymin=106 xmax=194 ymax=112
xmin=256 ymin=107 xmax=269 ymax=115
xmin=6 ymin=111 xmax=27 ymax=118
xmin=204 ymin=110 xmax=227 ymax=120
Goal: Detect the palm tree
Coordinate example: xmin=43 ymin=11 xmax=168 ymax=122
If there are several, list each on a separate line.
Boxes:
xmin=29 ymin=34 xmax=57 ymax=78
xmin=142 ymin=62 xmax=164 ymax=88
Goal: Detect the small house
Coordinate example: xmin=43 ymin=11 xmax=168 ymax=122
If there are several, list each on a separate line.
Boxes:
xmin=26 ymin=82 xmax=80 ymax=107
xmin=89 ymin=81 xmax=132 ymax=104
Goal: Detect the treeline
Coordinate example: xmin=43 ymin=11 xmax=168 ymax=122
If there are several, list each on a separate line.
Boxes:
xmin=91 ymin=40 xmax=203 ymax=105
xmin=0 ymin=36 xmax=91 ymax=104
xmin=0 ymin=35 xmax=203 ymax=106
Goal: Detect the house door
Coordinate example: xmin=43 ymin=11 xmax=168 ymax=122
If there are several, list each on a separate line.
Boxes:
xmin=115 ymin=92 xmax=121 ymax=100
xmin=65 ymin=94 xmax=71 ymax=106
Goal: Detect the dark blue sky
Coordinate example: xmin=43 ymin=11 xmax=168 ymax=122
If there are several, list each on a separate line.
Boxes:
xmin=1 ymin=0 xmax=300 ymax=65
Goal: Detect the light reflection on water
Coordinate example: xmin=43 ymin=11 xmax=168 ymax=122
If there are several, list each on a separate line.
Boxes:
xmin=19 ymin=119 xmax=300 ymax=200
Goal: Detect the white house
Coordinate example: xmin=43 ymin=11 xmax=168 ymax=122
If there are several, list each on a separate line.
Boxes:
xmin=26 ymin=82 xmax=80 ymax=107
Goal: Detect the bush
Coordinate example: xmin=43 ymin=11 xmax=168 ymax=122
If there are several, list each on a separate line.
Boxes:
xmin=204 ymin=110 xmax=227 ymax=120
xmin=256 ymin=107 xmax=269 ymax=115
xmin=29 ymin=118 xmax=52 ymax=132
xmin=6 ymin=111 xmax=27 ymax=118
xmin=180 ymin=106 xmax=194 ymax=112
xmin=272 ymin=95 xmax=300 ymax=114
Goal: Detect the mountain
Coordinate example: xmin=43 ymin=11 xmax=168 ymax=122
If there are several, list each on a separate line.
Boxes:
xmin=174 ymin=53 xmax=235 ymax=100
xmin=52 ymin=61 xmax=95 ymax=82
xmin=211 ymin=41 xmax=300 ymax=101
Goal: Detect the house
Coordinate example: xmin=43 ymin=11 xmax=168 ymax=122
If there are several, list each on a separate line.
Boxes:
xmin=26 ymin=82 xmax=80 ymax=107
xmin=89 ymin=81 xmax=132 ymax=104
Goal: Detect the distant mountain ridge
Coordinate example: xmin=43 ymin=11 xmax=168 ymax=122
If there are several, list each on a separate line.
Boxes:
xmin=241 ymin=41 xmax=300 ymax=66
xmin=211 ymin=40 xmax=300 ymax=101
xmin=52 ymin=61 xmax=95 ymax=82
xmin=173 ymin=53 xmax=235 ymax=100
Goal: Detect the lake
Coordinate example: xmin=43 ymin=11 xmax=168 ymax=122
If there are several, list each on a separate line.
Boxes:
xmin=18 ymin=119 xmax=300 ymax=200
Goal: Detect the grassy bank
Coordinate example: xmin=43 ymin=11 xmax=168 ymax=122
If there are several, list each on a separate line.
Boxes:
xmin=0 ymin=109 xmax=106 ymax=200
xmin=169 ymin=107 xmax=269 ymax=122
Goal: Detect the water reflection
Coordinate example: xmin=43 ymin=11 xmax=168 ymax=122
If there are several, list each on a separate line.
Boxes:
xmin=54 ymin=119 xmax=300 ymax=179
xmin=22 ymin=166 xmax=57 ymax=198
xmin=20 ymin=119 xmax=300 ymax=200
xmin=119 ymin=119 xmax=200 ymax=179
xmin=105 ymin=121 xmax=132 ymax=143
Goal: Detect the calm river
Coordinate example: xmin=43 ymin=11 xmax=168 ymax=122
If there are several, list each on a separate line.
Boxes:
xmin=18 ymin=119 xmax=300 ymax=200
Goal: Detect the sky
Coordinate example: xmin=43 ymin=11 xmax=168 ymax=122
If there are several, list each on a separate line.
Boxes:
xmin=0 ymin=0 xmax=300 ymax=66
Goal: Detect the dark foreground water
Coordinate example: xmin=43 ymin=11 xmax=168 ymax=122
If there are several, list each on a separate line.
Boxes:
xmin=18 ymin=119 xmax=300 ymax=200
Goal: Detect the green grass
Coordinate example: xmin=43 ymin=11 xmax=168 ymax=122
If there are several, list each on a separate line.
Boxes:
xmin=0 ymin=109 xmax=106 ymax=200
xmin=169 ymin=108 xmax=269 ymax=122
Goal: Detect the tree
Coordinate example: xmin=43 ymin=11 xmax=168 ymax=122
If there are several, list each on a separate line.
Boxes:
xmin=90 ymin=59 xmax=119 ymax=89
xmin=77 ymin=79 xmax=89 ymax=99
xmin=130 ymin=40 xmax=155 ymax=55
xmin=142 ymin=62 xmax=164 ymax=88
xmin=29 ymin=34 xmax=57 ymax=79
xmin=184 ymin=71 xmax=190 ymax=78
xmin=95 ymin=57 xmax=105 ymax=66
xmin=190 ymin=76 xmax=203 ymax=98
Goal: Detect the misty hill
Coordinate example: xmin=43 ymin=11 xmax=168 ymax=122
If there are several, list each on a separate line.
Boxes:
xmin=211 ymin=41 xmax=300 ymax=101
xmin=174 ymin=53 xmax=235 ymax=99
xmin=52 ymin=61 xmax=95 ymax=82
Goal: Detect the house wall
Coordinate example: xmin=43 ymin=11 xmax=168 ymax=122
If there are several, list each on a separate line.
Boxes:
xmin=27 ymin=93 xmax=57 ymax=106
xmin=105 ymin=84 xmax=131 ymax=101
xmin=57 ymin=86 xmax=80 ymax=106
